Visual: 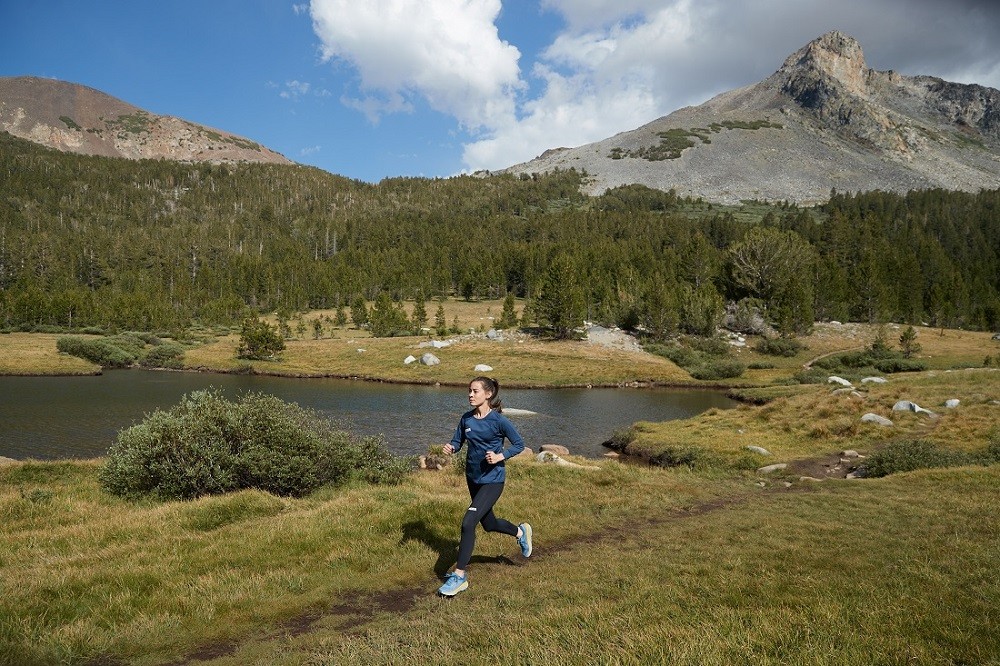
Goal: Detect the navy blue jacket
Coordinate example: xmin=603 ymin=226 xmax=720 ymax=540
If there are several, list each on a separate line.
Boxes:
xmin=450 ymin=410 xmax=525 ymax=483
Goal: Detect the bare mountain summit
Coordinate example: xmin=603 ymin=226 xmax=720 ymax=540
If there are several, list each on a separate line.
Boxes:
xmin=506 ymin=31 xmax=1000 ymax=204
xmin=0 ymin=76 xmax=291 ymax=165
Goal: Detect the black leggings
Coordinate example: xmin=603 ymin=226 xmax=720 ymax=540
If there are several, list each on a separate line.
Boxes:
xmin=456 ymin=480 xmax=518 ymax=570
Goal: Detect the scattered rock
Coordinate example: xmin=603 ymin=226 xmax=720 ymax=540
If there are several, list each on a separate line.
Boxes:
xmin=536 ymin=451 xmax=600 ymax=470
xmin=430 ymin=340 xmax=450 ymax=349
xmin=745 ymin=445 xmax=772 ymax=456
xmin=540 ymin=444 xmax=570 ymax=456
xmin=828 ymin=376 xmax=852 ymax=386
xmin=841 ymin=450 xmax=861 ymax=458
xmin=757 ymin=463 xmax=787 ymax=474
xmin=993 ymin=333 xmax=1000 ymax=341
xmin=604 ymin=452 xmax=620 ymax=458
xmin=799 ymin=476 xmax=822 ymax=482
xmin=892 ymin=400 xmax=937 ymax=418
xmin=356 ymin=348 xmax=366 ymax=353
xmin=861 ymin=376 xmax=888 ymax=384
xmin=486 ymin=329 xmax=500 ymax=340
xmin=511 ymin=447 xmax=533 ymax=459
xmin=403 ymin=355 xmax=417 ymax=365
xmin=420 ymin=353 xmax=441 ymax=366
xmin=945 ymin=399 xmax=960 ymax=408
xmin=0 ymin=456 xmax=18 ymax=466
xmin=474 ymin=364 xmax=493 ymax=372
xmin=860 ymin=413 xmax=893 ymax=426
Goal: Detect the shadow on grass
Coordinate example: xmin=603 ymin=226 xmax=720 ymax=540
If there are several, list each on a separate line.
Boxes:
xmin=401 ymin=520 xmax=518 ymax=578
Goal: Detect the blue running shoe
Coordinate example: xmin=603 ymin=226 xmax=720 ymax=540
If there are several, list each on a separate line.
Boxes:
xmin=517 ymin=522 xmax=533 ymax=558
xmin=437 ymin=572 xmax=468 ymax=597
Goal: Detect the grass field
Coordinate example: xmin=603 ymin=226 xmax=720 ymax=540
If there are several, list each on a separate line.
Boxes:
xmin=2 ymin=312 xmax=999 ymax=664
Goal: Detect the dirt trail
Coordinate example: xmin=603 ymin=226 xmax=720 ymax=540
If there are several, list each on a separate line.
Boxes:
xmin=163 ymin=483 xmax=818 ymax=666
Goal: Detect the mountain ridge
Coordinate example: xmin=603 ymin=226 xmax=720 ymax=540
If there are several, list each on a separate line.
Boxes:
xmin=505 ymin=31 xmax=1000 ymax=204
xmin=0 ymin=76 xmax=291 ymax=165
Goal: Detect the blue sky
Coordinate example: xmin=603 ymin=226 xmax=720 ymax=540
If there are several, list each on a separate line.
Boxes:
xmin=3 ymin=1 xmax=1000 ymax=183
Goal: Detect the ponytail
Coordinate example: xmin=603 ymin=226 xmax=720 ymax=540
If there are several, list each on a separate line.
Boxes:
xmin=471 ymin=376 xmax=503 ymax=413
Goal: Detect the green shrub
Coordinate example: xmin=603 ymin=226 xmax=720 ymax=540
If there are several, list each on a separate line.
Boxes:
xmin=872 ymin=358 xmax=927 ymax=373
xmin=605 ymin=426 xmax=638 ymax=452
xmin=863 ymin=439 xmax=974 ymax=478
xmin=139 ymin=343 xmax=185 ymax=369
xmin=237 ymin=317 xmax=284 ymax=360
xmin=690 ymin=359 xmax=746 ymax=380
xmin=99 ymin=389 xmax=410 ymax=500
xmin=56 ymin=336 xmax=139 ymax=367
xmin=689 ymin=336 xmax=730 ymax=356
xmin=650 ymin=445 xmax=707 ymax=469
xmin=754 ymin=337 xmax=805 ymax=357
xmin=747 ymin=362 xmax=776 ymax=370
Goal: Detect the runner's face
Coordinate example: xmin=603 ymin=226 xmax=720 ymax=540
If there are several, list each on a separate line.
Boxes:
xmin=468 ymin=381 xmax=492 ymax=409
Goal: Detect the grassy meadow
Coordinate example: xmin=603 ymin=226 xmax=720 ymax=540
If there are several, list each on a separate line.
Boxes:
xmin=2 ymin=308 xmax=1000 ymax=664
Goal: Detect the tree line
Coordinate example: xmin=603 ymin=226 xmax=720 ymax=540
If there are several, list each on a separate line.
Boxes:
xmin=1 ymin=131 xmax=998 ymax=338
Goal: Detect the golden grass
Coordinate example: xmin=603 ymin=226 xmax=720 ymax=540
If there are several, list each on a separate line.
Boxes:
xmin=0 ymin=457 xmax=736 ymax=665
xmin=0 ymin=333 xmax=100 ymax=375
xmin=182 ymin=332 xmax=691 ymax=387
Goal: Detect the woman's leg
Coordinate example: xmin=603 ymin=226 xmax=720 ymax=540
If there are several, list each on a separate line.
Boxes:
xmin=456 ymin=481 xmax=516 ymax=570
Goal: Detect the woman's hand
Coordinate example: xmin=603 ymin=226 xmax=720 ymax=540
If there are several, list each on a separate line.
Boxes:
xmin=484 ymin=451 xmax=504 ymax=465
xmin=443 ymin=444 xmax=455 ymax=455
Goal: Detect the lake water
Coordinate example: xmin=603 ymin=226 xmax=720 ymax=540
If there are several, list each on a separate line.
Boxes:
xmin=0 ymin=370 xmax=735 ymax=460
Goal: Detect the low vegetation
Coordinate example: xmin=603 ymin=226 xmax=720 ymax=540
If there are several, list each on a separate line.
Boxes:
xmin=1 ymin=320 xmax=999 ymax=664
xmin=101 ymin=390 xmax=409 ymax=500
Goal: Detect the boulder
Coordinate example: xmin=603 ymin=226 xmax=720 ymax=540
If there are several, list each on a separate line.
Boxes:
xmin=536 ymin=451 xmax=600 ymax=470
xmin=540 ymin=444 xmax=570 ymax=456
xmin=744 ymin=445 xmax=772 ymax=456
xmin=420 ymin=353 xmax=441 ymax=366
xmin=430 ymin=340 xmax=450 ymax=349
xmin=861 ymin=376 xmax=888 ymax=384
xmin=841 ymin=450 xmax=861 ymax=458
xmin=828 ymin=376 xmax=852 ymax=386
xmin=403 ymin=355 xmax=417 ymax=365
xmin=757 ymin=463 xmax=787 ymax=474
xmin=860 ymin=413 xmax=893 ymax=426
xmin=486 ymin=329 xmax=500 ymax=340
xmin=892 ymin=400 xmax=937 ymax=417
xmin=510 ymin=447 xmax=533 ymax=459
xmin=474 ymin=363 xmax=493 ymax=372
xmin=945 ymin=399 xmax=960 ymax=408
xmin=993 ymin=332 xmax=1000 ymax=341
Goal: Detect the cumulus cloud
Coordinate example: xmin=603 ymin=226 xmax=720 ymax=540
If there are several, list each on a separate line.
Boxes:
xmin=309 ymin=0 xmax=1000 ymax=173
xmin=465 ymin=0 xmax=1000 ymax=171
xmin=309 ymin=0 xmax=522 ymax=127
xmin=300 ymin=145 xmax=322 ymax=156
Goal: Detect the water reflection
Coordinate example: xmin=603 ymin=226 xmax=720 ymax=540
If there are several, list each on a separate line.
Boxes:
xmin=0 ymin=371 xmax=735 ymax=460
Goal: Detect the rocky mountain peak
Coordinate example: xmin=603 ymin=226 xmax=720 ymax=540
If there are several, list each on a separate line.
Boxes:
xmin=778 ymin=30 xmax=872 ymax=108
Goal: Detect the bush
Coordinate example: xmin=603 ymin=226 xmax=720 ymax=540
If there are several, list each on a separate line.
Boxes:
xmin=747 ymin=362 xmax=776 ymax=370
xmin=863 ymin=439 xmax=974 ymax=478
xmin=690 ymin=359 xmax=746 ymax=380
xmin=650 ymin=445 xmax=707 ymax=469
xmin=56 ymin=336 xmax=139 ymax=367
xmin=872 ymin=358 xmax=927 ymax=373
xmin=100 ymin=390 xmax=410 ymax=500
xmin=139 ymin=343 xmax=185 ymax=369
xmin=689 ymin=336 xmax=731 ymax=356
xmin=754 ymin=337 xmax=805 ymax=357
xmin=237 ymin=318 xmax=285 ymax=360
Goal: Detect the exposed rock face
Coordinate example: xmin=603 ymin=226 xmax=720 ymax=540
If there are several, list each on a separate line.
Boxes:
xmin=506 ymin=31 xmax=1000 ymax=204
xmin=0 ymin=77 xmax=291 ymax=165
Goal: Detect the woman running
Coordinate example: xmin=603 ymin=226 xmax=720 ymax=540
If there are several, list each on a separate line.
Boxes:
xmin=437 ymin=376 xmax=532 ymax=597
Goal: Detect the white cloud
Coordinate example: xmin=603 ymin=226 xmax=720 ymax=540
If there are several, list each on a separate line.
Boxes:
xmin=308 ymin=0 xmax=1000 ymax=174
xmin=300 ymin=145 xmax=322 ymax=156
xmin=280 ymin=80 xmax=312 ymax=100
xmin=292 ymin=3 xmax=309 ymax=16
xmin=309 ymin=0 xmax=522 ymax=127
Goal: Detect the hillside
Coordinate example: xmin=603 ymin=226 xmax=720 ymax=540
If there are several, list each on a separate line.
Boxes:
xmin=507 ymin=31 xmax=1000 ymax=205
xmin=0 ymin=76 xmax=291 ymax=165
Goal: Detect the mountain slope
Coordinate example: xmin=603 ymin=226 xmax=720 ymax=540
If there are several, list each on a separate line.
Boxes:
xmin=0 ymin=76 xmax=291 ymax=165
xmin=506 ymin=31 xmax=1000 ymax=204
